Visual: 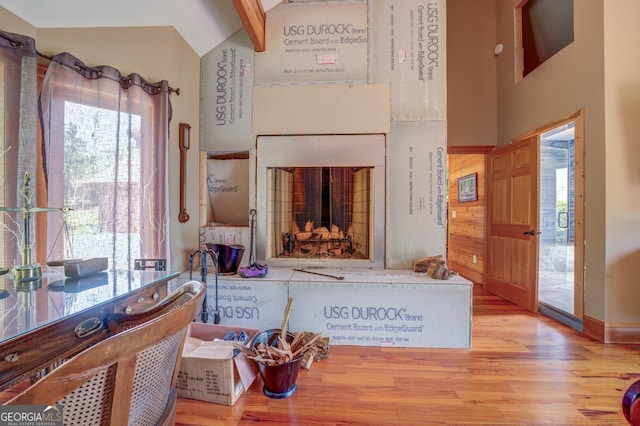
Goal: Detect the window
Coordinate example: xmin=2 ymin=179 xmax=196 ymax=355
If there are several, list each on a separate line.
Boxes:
xmin=516 ymin=0 xmax=574 ymax=79
xmin=55 ymin=101 xmax=145 ymax=263
xmin=1 ymin=37 xmax=171 ymax=273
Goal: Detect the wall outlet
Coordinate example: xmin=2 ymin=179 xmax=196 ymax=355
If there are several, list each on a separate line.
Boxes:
xmin=472 ymin=255 xmax=477 ymax=264
xmin=452 ymin=210 xmax=456 ymax=218
xmin=224 ymin=232 xmax=235 ymax=244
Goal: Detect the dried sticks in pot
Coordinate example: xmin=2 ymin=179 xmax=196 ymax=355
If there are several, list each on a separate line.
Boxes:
xmin=235 ymin=331 xmax=329 ymax=369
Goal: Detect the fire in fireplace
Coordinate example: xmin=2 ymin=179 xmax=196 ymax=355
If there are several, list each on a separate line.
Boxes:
xmin=256 ymin=135 xmax=385 ymax=268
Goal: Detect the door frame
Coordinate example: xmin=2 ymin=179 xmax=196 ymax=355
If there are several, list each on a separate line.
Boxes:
xmin=447 ymin=109 xmax=584 ymax=321
xmin=508 ymin=110 xmax=585 ymax=319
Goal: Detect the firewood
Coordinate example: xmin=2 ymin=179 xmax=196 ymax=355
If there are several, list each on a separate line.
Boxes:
xmin=330 ymin=224 xmax=341 ymax=239
xmin=427 ymin=262 xmax=450 ymax=280
xmin=316 ymin=226 xmax=330 ymax=239
xmin=413 ymin=254 xmax=457 ymax=280
xmin=236 ymin=330 xmax=329 ymax=369
xmin=413 ymin=255 xmax=444 ymax=272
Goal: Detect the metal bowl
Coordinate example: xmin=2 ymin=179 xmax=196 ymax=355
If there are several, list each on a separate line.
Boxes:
xmin=206 ymin=243 xmax=245 ymax=275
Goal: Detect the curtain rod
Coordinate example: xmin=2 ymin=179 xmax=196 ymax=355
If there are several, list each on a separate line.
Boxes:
xmin=0 ymin=31 xmax=180 ymax=95
xmin=36 ymin=51 xmax=180 ymax=95
xmin=0 ymin=29 xmax=25 ymax=49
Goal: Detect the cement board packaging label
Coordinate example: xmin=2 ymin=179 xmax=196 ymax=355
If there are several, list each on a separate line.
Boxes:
xmin=255 ymin=1 xmax=368 ymax=85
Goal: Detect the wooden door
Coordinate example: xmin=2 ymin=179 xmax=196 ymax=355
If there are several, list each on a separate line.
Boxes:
xmin=485 ymin=137 xmax=539 ymax=312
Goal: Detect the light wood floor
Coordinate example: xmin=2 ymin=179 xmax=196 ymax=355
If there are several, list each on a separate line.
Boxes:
xmin=175 ymin=285 xmax=640 ymax=425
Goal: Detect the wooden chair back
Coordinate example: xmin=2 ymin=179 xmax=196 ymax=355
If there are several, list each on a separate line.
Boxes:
xmin=4 ymin=280 xmax=205 ymax=426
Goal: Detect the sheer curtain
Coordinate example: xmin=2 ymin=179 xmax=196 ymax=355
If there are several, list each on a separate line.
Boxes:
xmin=40 ymin=52 xmax=172 ymax=270
xmin=0 ymin=30 xmax=38 ymax=270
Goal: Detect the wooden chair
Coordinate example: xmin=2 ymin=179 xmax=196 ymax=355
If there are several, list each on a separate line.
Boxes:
xmin=4 ymin=280 xmax=205 ymax=426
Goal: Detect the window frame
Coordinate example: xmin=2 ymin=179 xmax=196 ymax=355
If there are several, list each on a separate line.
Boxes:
xmin=515 ymin=0 xmax=575 ymax=81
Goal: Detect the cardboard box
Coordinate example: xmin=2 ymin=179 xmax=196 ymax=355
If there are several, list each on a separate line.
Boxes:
xmin=176 ymin=323 xmax=259 ymax=405
xmin=207 ymin=158 xmax=249 ymax=226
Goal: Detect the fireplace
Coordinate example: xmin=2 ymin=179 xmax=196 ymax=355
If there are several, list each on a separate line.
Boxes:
xmin=256 ymin=135 xmax=385 ymax=268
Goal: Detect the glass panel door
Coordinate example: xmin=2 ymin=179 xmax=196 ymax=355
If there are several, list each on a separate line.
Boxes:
xmin=538 ymin=122 xmax=575 ymax=316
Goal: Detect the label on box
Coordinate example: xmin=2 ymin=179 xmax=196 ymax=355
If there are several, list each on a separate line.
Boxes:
xmin=176 ymin=359 xmax=233 ymax=404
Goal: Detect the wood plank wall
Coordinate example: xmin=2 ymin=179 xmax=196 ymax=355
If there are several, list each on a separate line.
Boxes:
xmin=447 ymin=152 xmax=488 ymax=284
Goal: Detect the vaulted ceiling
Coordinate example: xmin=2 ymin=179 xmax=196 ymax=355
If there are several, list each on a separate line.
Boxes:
xmin=0 ymin=0 xmax=282 ymax=56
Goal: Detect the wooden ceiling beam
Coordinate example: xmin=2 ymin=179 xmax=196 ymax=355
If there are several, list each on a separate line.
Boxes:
xmin=232 ymin=0 xmax=266 ymax=52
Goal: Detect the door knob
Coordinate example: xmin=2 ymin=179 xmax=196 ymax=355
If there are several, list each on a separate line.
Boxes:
xmin=522 ymin=230 xmax=538 ymax=236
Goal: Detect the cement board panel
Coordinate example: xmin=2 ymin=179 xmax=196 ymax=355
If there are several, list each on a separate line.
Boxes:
xmin=177 ymin=272 xmax=291 ymax=330
xmin=370 ymin=0 xmax=447 ymax=121
xmin=175 ymin=268 xmax=472 ymax=348
xmin=386 ymin=121 xmax=447 ymax=269
xmin=252 ymin=84 xmax=390 ymax=135
xmin=289 ymin=279 xmax=471 ymax=348
xmin=200 ymin=30 xmax=255 ymax=151
xmin=255 ymin=1 xmax=368 ymax=85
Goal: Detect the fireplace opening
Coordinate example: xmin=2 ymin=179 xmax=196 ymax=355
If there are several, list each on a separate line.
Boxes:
xmin=269 ymin=166 xmax=371 ymax=260
xmin=256 ymin=134 xmax=385 ymax=268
